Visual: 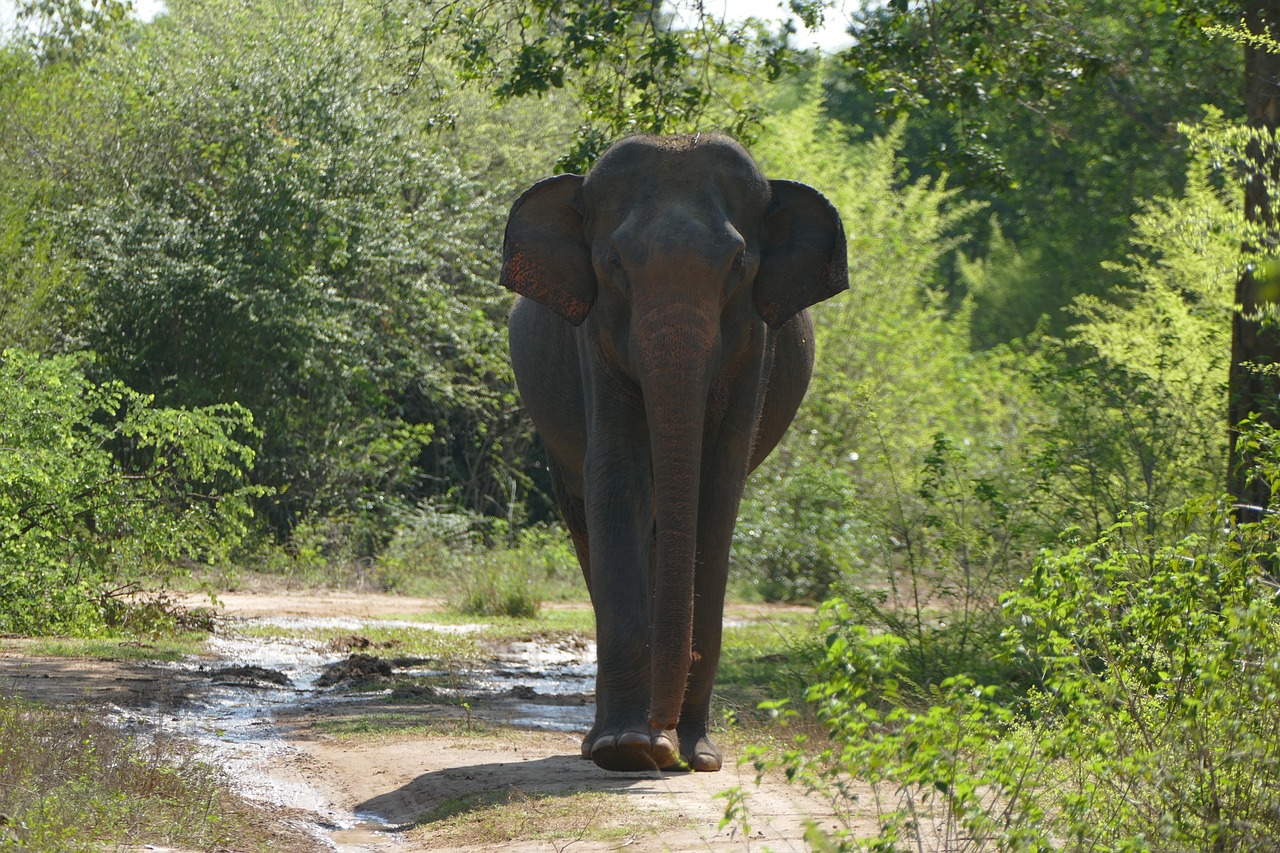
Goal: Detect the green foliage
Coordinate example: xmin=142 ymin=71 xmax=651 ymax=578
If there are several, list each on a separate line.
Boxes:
xmin=958 ymin=220 xmax=1050 ymax=349
xmin=249 ymin=499 xmax=583 ymax=610
xmin=728 ymin=76 xmax=1268 ymax=852
xmin=372 ymin=502 xmax=491 ymax=591
xmin=854 ymin=432 xmax=1040 ymax=687
xmin=8 ymin=0 xmax=565 ymax=534
xmin=0 ymin=46 xmax=99 ymax=350
xmin=744 ymin=484 xmax=1280 ymax=851
xmin=735 ymin=459 xmax=866 ymax=602
xmin=834 ymin=1 xmax=1240 ymax=341
xmin=1029 ymin=142 xmax=1237 ymax=540
xmin=452 ymin=550 xmax=543 ymax=618
xmin=11 ymin=0 xmax=134 ymax=65
xmin=737 ymin=82 xmax=1043 ymax=630
xmin=750 ymin=602 xmax=1044 ymax=851
xmin=406 ymin=0 xmax=811 ymax=171
xmin=66 ymin=0 xmax=436 ymax=525
xmin=741 ymin=98 xmax=1237 ymax=731
xmin=713 ymin=611 xmax=825 ymax=725
xmin=0 ymin=349 xmax=259 ymax=635
xmin=1004 ymin=499 xmax=1280 ymax=851
xmin=753 ymin=85 xmax=1023 ymax=474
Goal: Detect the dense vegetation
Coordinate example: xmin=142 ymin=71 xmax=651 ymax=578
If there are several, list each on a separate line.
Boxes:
xmin=3 ymin=0 xmax=1280 ymax=848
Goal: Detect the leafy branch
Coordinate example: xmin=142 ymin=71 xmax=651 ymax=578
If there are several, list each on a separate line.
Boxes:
xmin=400 ymin=0 xmax=814 ymax=170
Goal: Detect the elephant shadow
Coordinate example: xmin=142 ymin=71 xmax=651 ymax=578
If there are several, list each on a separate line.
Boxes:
xmin=356 ymin=753 xmax=686 ymax=830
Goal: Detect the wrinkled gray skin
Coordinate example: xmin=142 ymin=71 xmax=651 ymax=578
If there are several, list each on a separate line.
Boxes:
xmin=500 ymin=134 xmax=847 ymax=772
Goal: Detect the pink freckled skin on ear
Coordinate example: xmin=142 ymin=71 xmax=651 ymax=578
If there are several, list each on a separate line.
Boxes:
xmin=504 ymin=250 xmax=591 ymax=325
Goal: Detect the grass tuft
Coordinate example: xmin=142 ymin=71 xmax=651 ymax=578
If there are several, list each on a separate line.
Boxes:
xmin=452 ymin=553 xmax=543 ymax=618
xmin=0 ymin=698 xmax=319 ymax=851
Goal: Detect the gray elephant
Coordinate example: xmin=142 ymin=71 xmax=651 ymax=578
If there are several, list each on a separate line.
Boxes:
xmin=501 ymin=133 xmax=847 ymax=772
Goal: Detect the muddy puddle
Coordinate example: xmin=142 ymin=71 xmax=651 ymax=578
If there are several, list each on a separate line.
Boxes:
xmin=121 ymin=614 xmax=598 ymax=851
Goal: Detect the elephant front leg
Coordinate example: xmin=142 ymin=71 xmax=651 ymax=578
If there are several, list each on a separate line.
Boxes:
xmin=589 ymin=533 xmax=679 ymax=771
xmin=679 ymin=521 xmax=733 ymax=772
xmin=581 ymin=436 xmax=677 ymax=772
xmin=679 ymin=411 xmax=759 ymax=772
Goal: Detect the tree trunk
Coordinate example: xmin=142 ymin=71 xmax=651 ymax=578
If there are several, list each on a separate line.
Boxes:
xmin=1228 ymin=2 xmax=1280 ymax=521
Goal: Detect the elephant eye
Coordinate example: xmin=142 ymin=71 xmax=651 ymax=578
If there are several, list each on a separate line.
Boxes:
xmin=730 ymin=252 xmax=746 ymax=273
xmin=607 ymin=250 xmax=624 ymax=270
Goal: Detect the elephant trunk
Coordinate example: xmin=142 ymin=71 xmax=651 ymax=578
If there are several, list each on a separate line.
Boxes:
xmin=634 ymin=308 xmax=715 ymax=732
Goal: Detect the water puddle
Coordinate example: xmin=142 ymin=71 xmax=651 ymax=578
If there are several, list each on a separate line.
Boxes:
xmin=121 ymin=614 xmax=597 ymax=851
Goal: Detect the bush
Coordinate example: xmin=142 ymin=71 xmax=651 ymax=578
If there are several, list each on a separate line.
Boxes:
xmin=1005 ymin=498 xmax=1280 ymax=851
xmin=444 ymin=523 xmax=580 ymax=617
xmin=745 ymin=483 xmax=1280 ymax=852
xmin=734 ymin=459 xmax=866 ymax=602
xmin=0 ymin=349 xmax=260 ymax=635
xmin=453 ymin=551 xmax=543 ymax=618
xmin=1025 ymin=145 xmax=1235 ymax=542
xmin=371 ymin=501 xmax=489 ymax=595
xmin=739 ymin=598 xmax=1045 ymax=852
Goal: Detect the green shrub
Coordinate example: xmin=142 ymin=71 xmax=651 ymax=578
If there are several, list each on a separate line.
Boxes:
xmin=734 ymin=459 xmax=867 ymax=602
xmin=740 ymin=599 xmax=1047 ymax=852
xmin=1004 ymin=498 xmax=1280 ymax=851
xmin=745 ymin=484 xmax=1280 ymax=852
xmin=1026 ymin=145 xmax=1235 ymax=542
xmin=506 ymin=523 xmax=584 ymax=600
xmin=453 ymin=551 xmax=543 ymax=618
xmin=371 ymin=501 xmax=489 ymax=596
xmin=0 ymin=349 xmax=260 ymax=636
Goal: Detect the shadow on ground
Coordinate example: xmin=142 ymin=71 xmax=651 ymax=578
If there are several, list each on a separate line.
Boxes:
xmin=355 ymin=752 xmax=715 ymax=829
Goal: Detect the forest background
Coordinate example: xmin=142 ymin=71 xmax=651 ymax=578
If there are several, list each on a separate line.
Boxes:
xmin=4 ymin=0 xmax=1280 ymax=849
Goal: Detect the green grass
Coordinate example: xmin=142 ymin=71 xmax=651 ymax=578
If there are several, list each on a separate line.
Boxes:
xmin=313 ymin=709 xmax=498 ymax=739
xmin=0 ymin=698 xmax=319 ymax=852
xmin=233 ymin=622 xmax=486 ymax=662
xmin=223 ymin=521 xmax=592 ymax=606
xmin=1 ymin=634 xmax=208 ymax=661
xmin=392 ymin=606 xmax=596 ymax=639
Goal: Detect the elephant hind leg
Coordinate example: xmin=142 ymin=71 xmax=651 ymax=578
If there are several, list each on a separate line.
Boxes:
xmin=548 ymin=458 xmax=590 ymax=589
xmin=547 ymin=457 xmax=601 ymax=759
xmin=677 ymin=727 xmax=723 ymax=772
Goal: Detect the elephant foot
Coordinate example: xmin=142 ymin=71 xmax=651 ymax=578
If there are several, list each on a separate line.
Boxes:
xmin=678 ymin=728 xmax=723 ymax=772
xmin=590 ymin=727 xmax=680 ymax=772
xmin=580 ymin=725 xmax=601 ymax=759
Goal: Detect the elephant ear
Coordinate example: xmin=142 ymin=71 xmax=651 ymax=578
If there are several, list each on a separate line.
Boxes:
xmin=500 ymin=174 xmax=595 ymax=326
xmin=754 ymin=180 xmax=849 ymax=330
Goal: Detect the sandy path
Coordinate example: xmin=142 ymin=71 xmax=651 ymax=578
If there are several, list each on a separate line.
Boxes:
xmin=271 ymin=726 xmax=839 ymax=851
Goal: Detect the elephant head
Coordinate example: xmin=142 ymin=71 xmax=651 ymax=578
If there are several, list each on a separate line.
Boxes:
xmin=500 ymin=134 xmax=846 ymax=739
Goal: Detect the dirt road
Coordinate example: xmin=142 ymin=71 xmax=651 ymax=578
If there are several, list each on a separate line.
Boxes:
xmin=0 ymin=591 xmax=859 ymax=851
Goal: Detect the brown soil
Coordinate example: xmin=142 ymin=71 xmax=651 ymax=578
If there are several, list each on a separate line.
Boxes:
xmin=0 ymin=591 xmax=871 ymax=852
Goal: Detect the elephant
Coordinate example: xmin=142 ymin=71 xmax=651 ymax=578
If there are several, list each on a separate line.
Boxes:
xmin=500 ymin=133 xmax=847 ymax=772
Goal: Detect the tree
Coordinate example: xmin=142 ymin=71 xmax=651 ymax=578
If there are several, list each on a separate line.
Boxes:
xmin=0 ymin=349 xmax=259 ymax=634
xmin=838 ymin=0 xmax=1280 ymax=516
xmin=3 ymin=0 xmax=575 ymax=537
xmin=10 ymin=0 xmax=133 ymax=65
xmin=403 ymin=0 xmax=820 ymax=171
xmin=1228 ymin=2 xmax=1280 ymax=520
xmin=835 ymin=1 xmax=1239 ymax=342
